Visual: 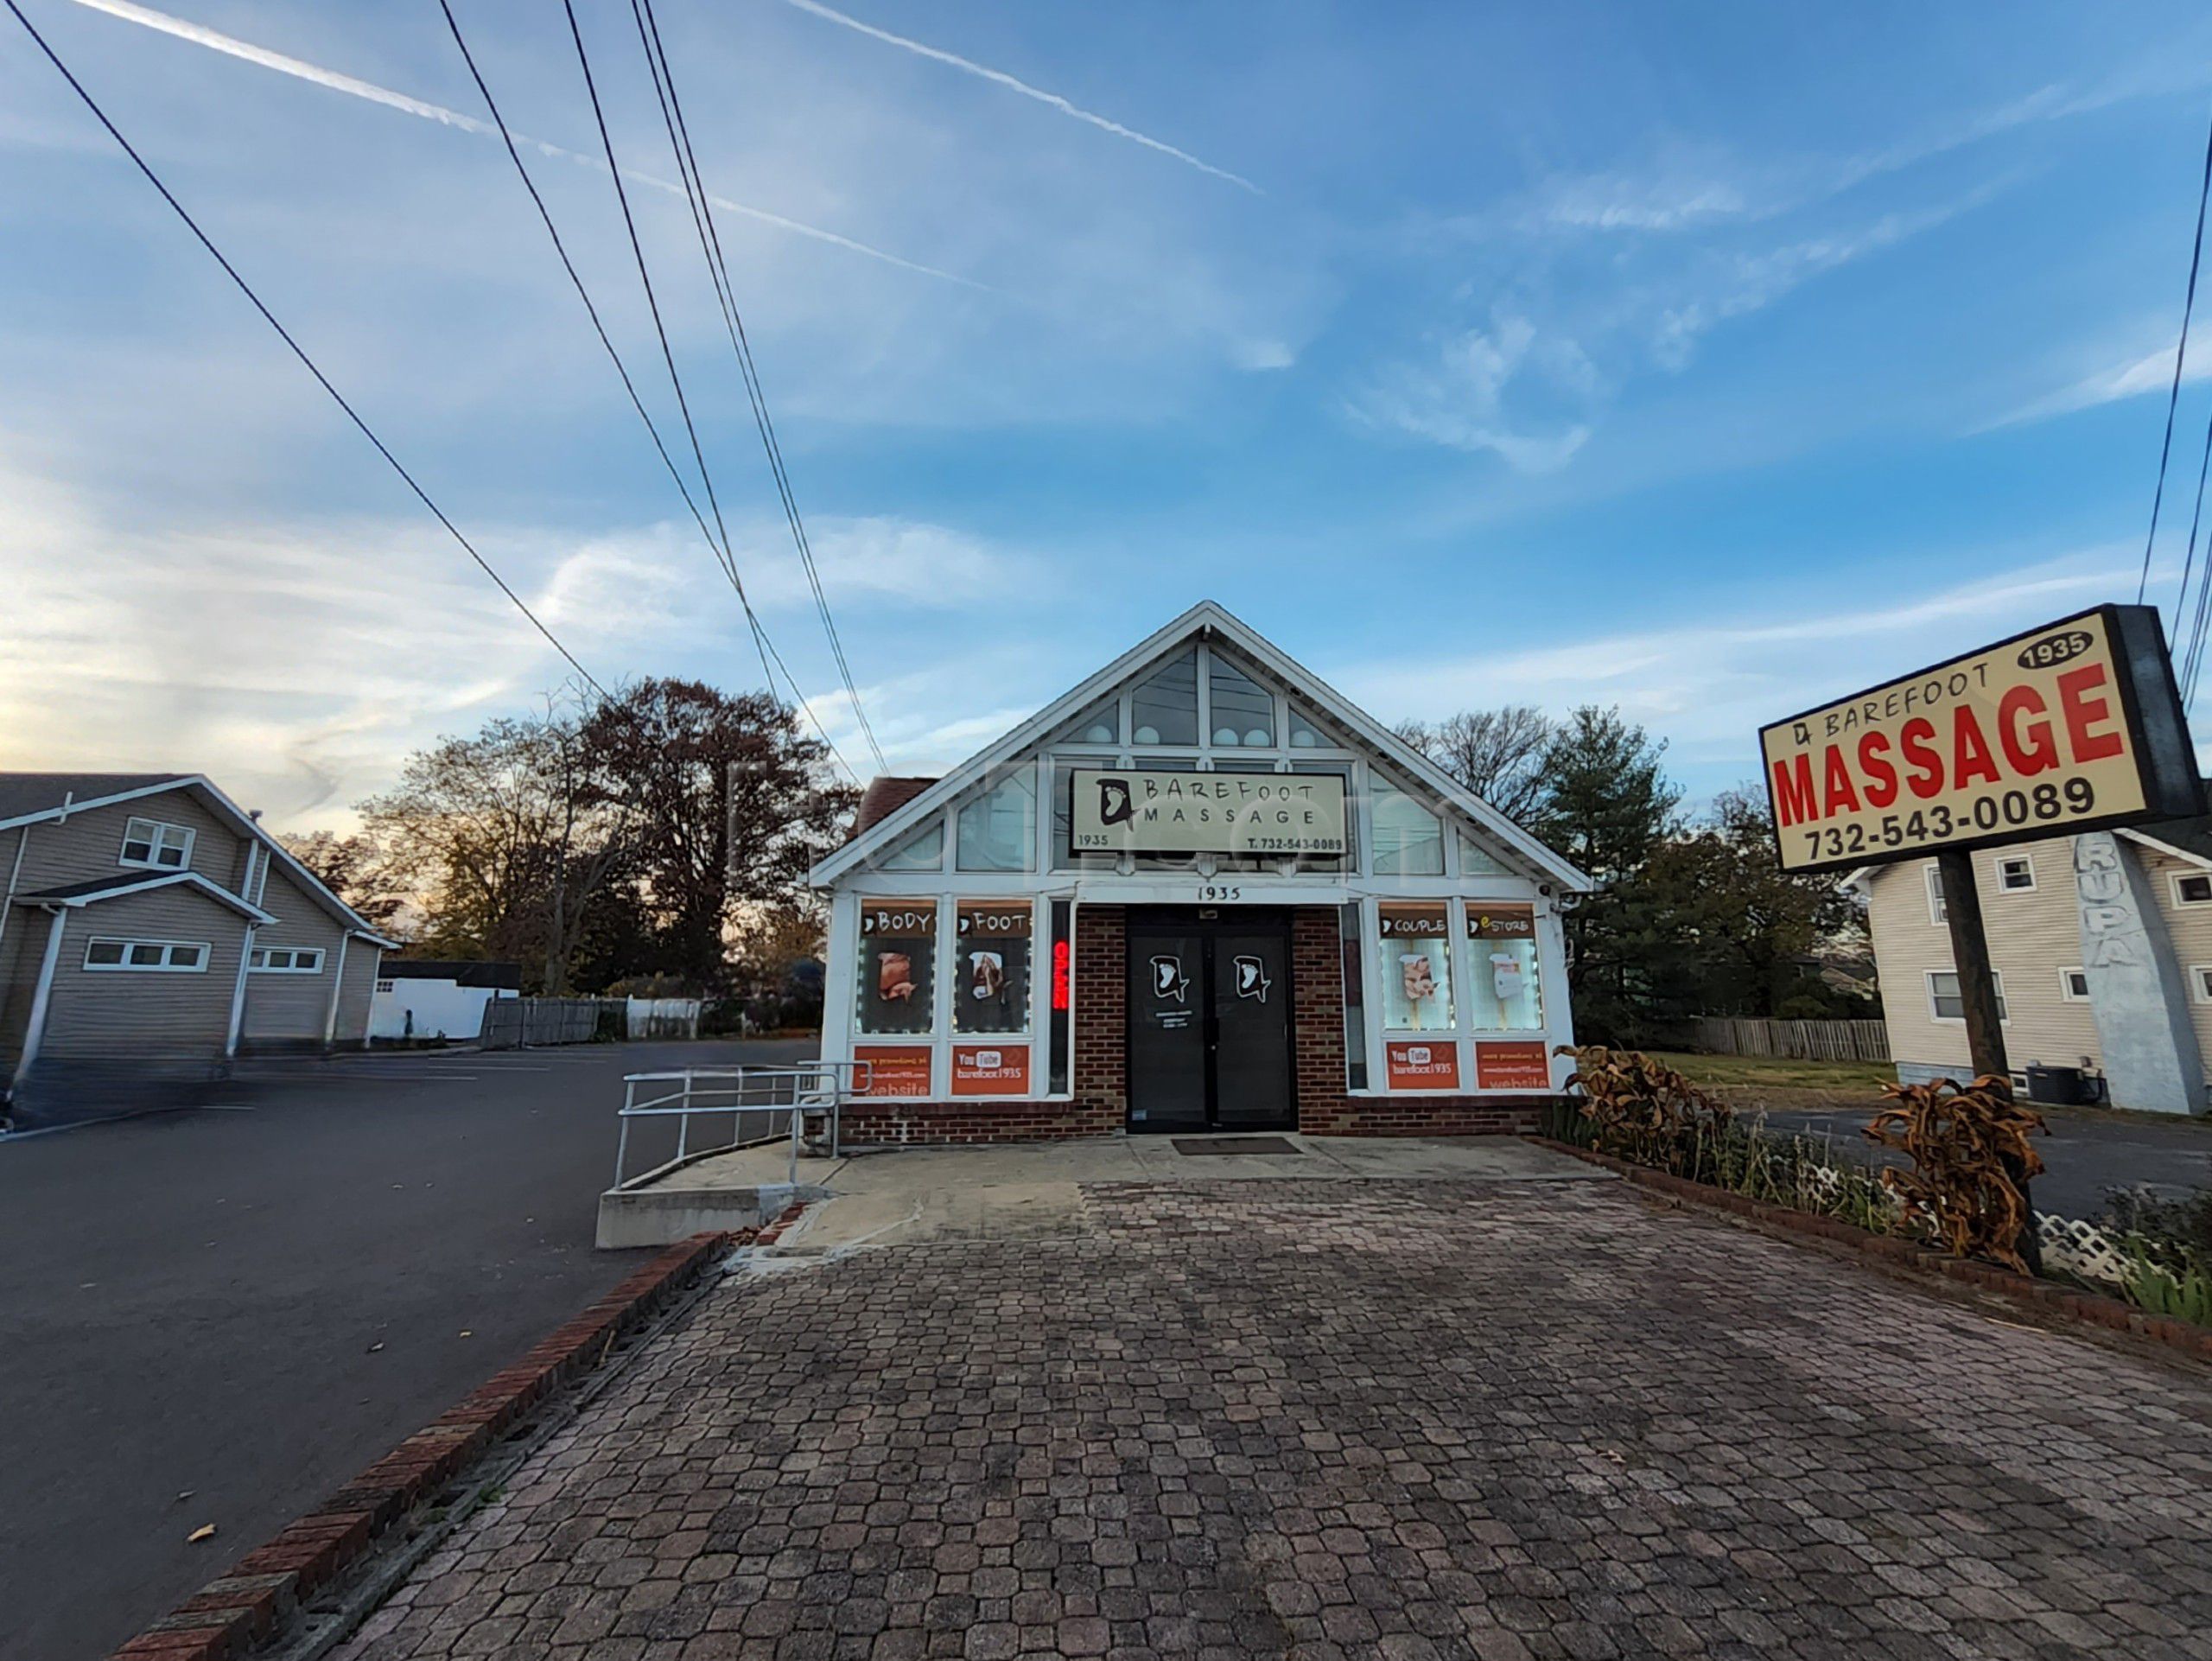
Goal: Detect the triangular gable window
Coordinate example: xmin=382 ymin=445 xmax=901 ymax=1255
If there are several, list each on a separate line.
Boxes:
xmin=1130 ymin=649 xmax=1199 ymax=747
xmin=1208 ymin=655 xmax=1274 ymax=748
xmin=878 ymin=819 xmax=944 ymax=872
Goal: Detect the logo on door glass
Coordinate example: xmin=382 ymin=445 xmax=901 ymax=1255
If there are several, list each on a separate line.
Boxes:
xmin=1232 ymin=954 xmax=1271 ymax=1003
xmin=1150 ymin=954 xmax=1189 ymax=1003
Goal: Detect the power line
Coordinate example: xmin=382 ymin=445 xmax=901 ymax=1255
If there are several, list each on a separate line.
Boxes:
xmin=2180 ymin=402 xmax=2212 ymax=706
xmin=629 ymin=0 xmax=889 ymax=774
xmin=3 ymin=0 xmax=613 ymax=702
xmin=556 ymin=0 xmax=861 ymax=783
xmin=2138 ymin=103 xmax=2212 ymax=607
xmin=435 ymin=0 xmax=857 ymax=785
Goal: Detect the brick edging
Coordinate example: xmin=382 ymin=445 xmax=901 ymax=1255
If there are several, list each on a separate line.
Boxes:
xmin=109 ymin=1231 xmax=739 ymax=1661
xmin=1529 ymin=1136 xmax=2212 ymax=1365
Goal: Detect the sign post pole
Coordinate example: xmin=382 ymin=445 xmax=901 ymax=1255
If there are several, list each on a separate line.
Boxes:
xmin=1933 ymin=847 xmax=2041 ymax=1272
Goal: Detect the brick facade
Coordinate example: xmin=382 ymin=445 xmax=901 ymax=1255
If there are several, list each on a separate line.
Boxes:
xmin=840 ymin=904 xmax=1560 ymax=1146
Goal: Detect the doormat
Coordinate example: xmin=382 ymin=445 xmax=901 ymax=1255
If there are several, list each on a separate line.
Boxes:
xmin=1172 ymin=1136 xmax=1303 ymax=1156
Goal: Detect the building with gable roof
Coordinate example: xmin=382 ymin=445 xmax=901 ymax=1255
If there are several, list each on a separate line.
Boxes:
xmin=810 ymin=602 xmax=1592 ymax=1142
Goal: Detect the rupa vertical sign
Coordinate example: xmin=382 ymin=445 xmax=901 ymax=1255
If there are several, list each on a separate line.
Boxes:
xmin=1758 ymin=606 xmax=2199 ymax=874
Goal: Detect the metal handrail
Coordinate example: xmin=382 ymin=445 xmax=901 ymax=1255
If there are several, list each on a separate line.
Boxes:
xmin=612 ymin=1062 xmax=871 ymax=1191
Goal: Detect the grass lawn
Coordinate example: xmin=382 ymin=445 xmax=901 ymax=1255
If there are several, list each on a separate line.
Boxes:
xmin=1646 ymin=1052 xmax=1895 ymax=1095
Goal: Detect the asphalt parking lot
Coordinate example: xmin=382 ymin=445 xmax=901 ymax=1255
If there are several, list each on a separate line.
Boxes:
xmin=334 ymin=1176 xmax=2212 ymax=1661
xmin=0 ymin=1036 xmax=811 ymax=1661
xmin=1757 ymin=1104 xmax=2212 ymax=1221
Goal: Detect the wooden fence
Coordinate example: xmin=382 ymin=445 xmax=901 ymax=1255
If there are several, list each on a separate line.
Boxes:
xmin=480 ymin=997 xmax=607 ymax=1050
xmin=1691 ymin=1016 xmax=1891 ymax=1064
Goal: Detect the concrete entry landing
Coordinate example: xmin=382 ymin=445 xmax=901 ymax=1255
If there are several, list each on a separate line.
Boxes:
xmin=594 ymin=1130 xmax=1606 ymax=1248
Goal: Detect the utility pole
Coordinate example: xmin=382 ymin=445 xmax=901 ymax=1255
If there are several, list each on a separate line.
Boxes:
xmin=1936 ymin=847 xmax=2041 ymax=1272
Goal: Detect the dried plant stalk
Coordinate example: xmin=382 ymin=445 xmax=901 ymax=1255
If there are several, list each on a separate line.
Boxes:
xmin=1555 ymin=1044 xmax=1732 ymax=1170
xmin=1864 ymin=1075 xmax=2045 ymax=1271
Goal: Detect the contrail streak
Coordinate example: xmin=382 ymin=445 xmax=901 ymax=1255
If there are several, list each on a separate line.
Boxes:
xmin=777 ymin=0 xmax=1260 ymax=194
xmin=63 ymin=0 xmax=985 ymax=288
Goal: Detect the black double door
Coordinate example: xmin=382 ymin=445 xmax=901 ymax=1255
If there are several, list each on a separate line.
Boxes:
xmin=1125 ymin=909 xmax=1296 ymax=1132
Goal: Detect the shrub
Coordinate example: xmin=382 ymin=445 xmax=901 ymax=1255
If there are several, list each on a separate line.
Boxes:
xmin=1864 ymin=1075 xmax=2045 ymax=1272
xmin=1553 ymin=1043 xmax=1894 ymax=1234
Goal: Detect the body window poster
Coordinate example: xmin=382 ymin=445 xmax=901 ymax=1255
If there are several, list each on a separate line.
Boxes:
xmin=856 ymin=901 xmax=935 ymax=1036
xmin=954 ymin=903 xmax=1033 ymax=1035
xmin=1377 ymin=901 xmax=1453 ymax=1031
xmin=1466 ymin=904 xmax=1542 ymax=1030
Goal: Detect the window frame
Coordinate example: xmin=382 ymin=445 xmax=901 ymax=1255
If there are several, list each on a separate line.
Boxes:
xmin=2191 ymin=965 xmax=2212 ymax=1006
xmin=84 ymin=936 xmax=210 ymax=973
xmin=1927 ymin=968 xmax=2006 ymax=1024
xmin=1924 ymin=863 xmax=1948 ymax=925
xmin=2173 ymin=871 xmax=2212 ymax=908
xmin=118 ymin=816 xmax=195 ymax=873
xmin=2059 ymin=966 xmax=2090 ymax=1003
xmin=1994 ymin=855 xmax=2036 ymax=894
xmin=250 ymin=945 xmax=326 ymax=974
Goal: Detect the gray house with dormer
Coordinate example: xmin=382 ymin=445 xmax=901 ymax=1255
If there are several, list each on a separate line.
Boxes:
xmin=0 ymin=773 xmax=397 ymax=1127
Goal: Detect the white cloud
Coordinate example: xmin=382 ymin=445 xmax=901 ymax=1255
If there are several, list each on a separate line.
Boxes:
xmin=774 ymin=0 xmax=1259 ymax=194
xmin=60 ymin=0 xmax=982 ymax=288
xmin=1334 ymin=548 xmax=2140 ymax=773
xmin=1349 ymin=314 xmax=1597 ymax=471
xmin=1986 ymin=334 xmax=2212 ymax=429
xmin=0 ymin=449 xmax=1031 ymax=824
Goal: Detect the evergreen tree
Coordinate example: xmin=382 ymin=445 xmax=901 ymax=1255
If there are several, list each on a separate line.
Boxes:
xmin=1531 ymin=707 xmax=1684 ymax=1044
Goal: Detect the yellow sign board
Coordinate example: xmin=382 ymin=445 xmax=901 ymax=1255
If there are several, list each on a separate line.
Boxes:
xmin=1759 ymin=606 xmax=2199 ymax=874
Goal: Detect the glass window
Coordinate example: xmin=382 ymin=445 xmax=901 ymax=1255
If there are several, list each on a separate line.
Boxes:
xmin=1338 ymin=902 xmax=1368 ymax=1090
xmin=121 ymin=817 xmax=193 ymax=870
xmin=2062 ymin=967 xmax=2090 ymax=1002
xmin=856 ymin=901 xmax=936 ymax=1036
xmin=1926 ymin=864 xmax=1948 ymax=923
xmin=86 ymin=938 xmax=207 ymax=971
xmin=1997 ymin=856 xmax=2034 ymax=892
xmin=1929 ymin=970 xmax=2005 ymax=1022
xmin=1458 ymin=832 xmax=1511 ymax=877
xmin=1130 ymin=649 xmax=1198 ymax=746
xmin=1208 ymin=654 xmax=1274 ymax=748
xmin=1371 ymin=775 xmax=1444 ymax=875
xmin=957 ymin=771 xmax=1035 ymax=872
xmin=1377 ymin=902 xmax=1453 ymax=1031
xmin=1287 ymin=707 xmax=1332 ymax=749
xmin=2179 ymin=873 xmax=2212 ymax=906
xmin=879 ymin=818 xmax=944 ymax=872
xmin=1467 ymin=905 xmax=1541 ymax=1030
xmin=1069 ymin=699 xmax=1120 ymax=746
xmin=954 ymin=903 xmax=1033 ymax=1034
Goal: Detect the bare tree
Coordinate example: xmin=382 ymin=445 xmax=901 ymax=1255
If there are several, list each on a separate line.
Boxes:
xmin=1395 ymin=706 xmax=1555 ymax=821
xmin=359 ymin=695 xmax=632 ymax=993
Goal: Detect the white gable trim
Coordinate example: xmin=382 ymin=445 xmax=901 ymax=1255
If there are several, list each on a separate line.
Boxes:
xmin=810 ymin=601 xmax=1593 ymax=891
xmin=2119 ymin=827 xmax=2212 ymax=871
xmin=22 ymin=869 xmax=278 ymax=924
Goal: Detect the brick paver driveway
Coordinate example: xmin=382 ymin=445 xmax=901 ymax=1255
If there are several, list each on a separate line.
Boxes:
xmin=338 ymin=1179 xmax=2212 ymax=1661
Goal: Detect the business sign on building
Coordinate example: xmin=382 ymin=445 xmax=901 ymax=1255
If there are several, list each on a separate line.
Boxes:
xmin=1759 ymin=605 xmax=2201 ymax=874
xmin=1069 ymin=769 xmax=1348 ymax=857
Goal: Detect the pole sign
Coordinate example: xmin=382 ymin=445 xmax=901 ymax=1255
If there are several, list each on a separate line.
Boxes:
xmin=1759 ymin=605 xmax=2200 ymax=875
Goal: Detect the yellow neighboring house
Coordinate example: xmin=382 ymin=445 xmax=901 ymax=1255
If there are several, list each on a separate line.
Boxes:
xmin=1843 ymin=808 xmax=2212 ymax=1116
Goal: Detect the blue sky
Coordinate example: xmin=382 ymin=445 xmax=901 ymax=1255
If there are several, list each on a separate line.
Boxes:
xmin=5 ymin=0 xmax=2212 ymax=830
